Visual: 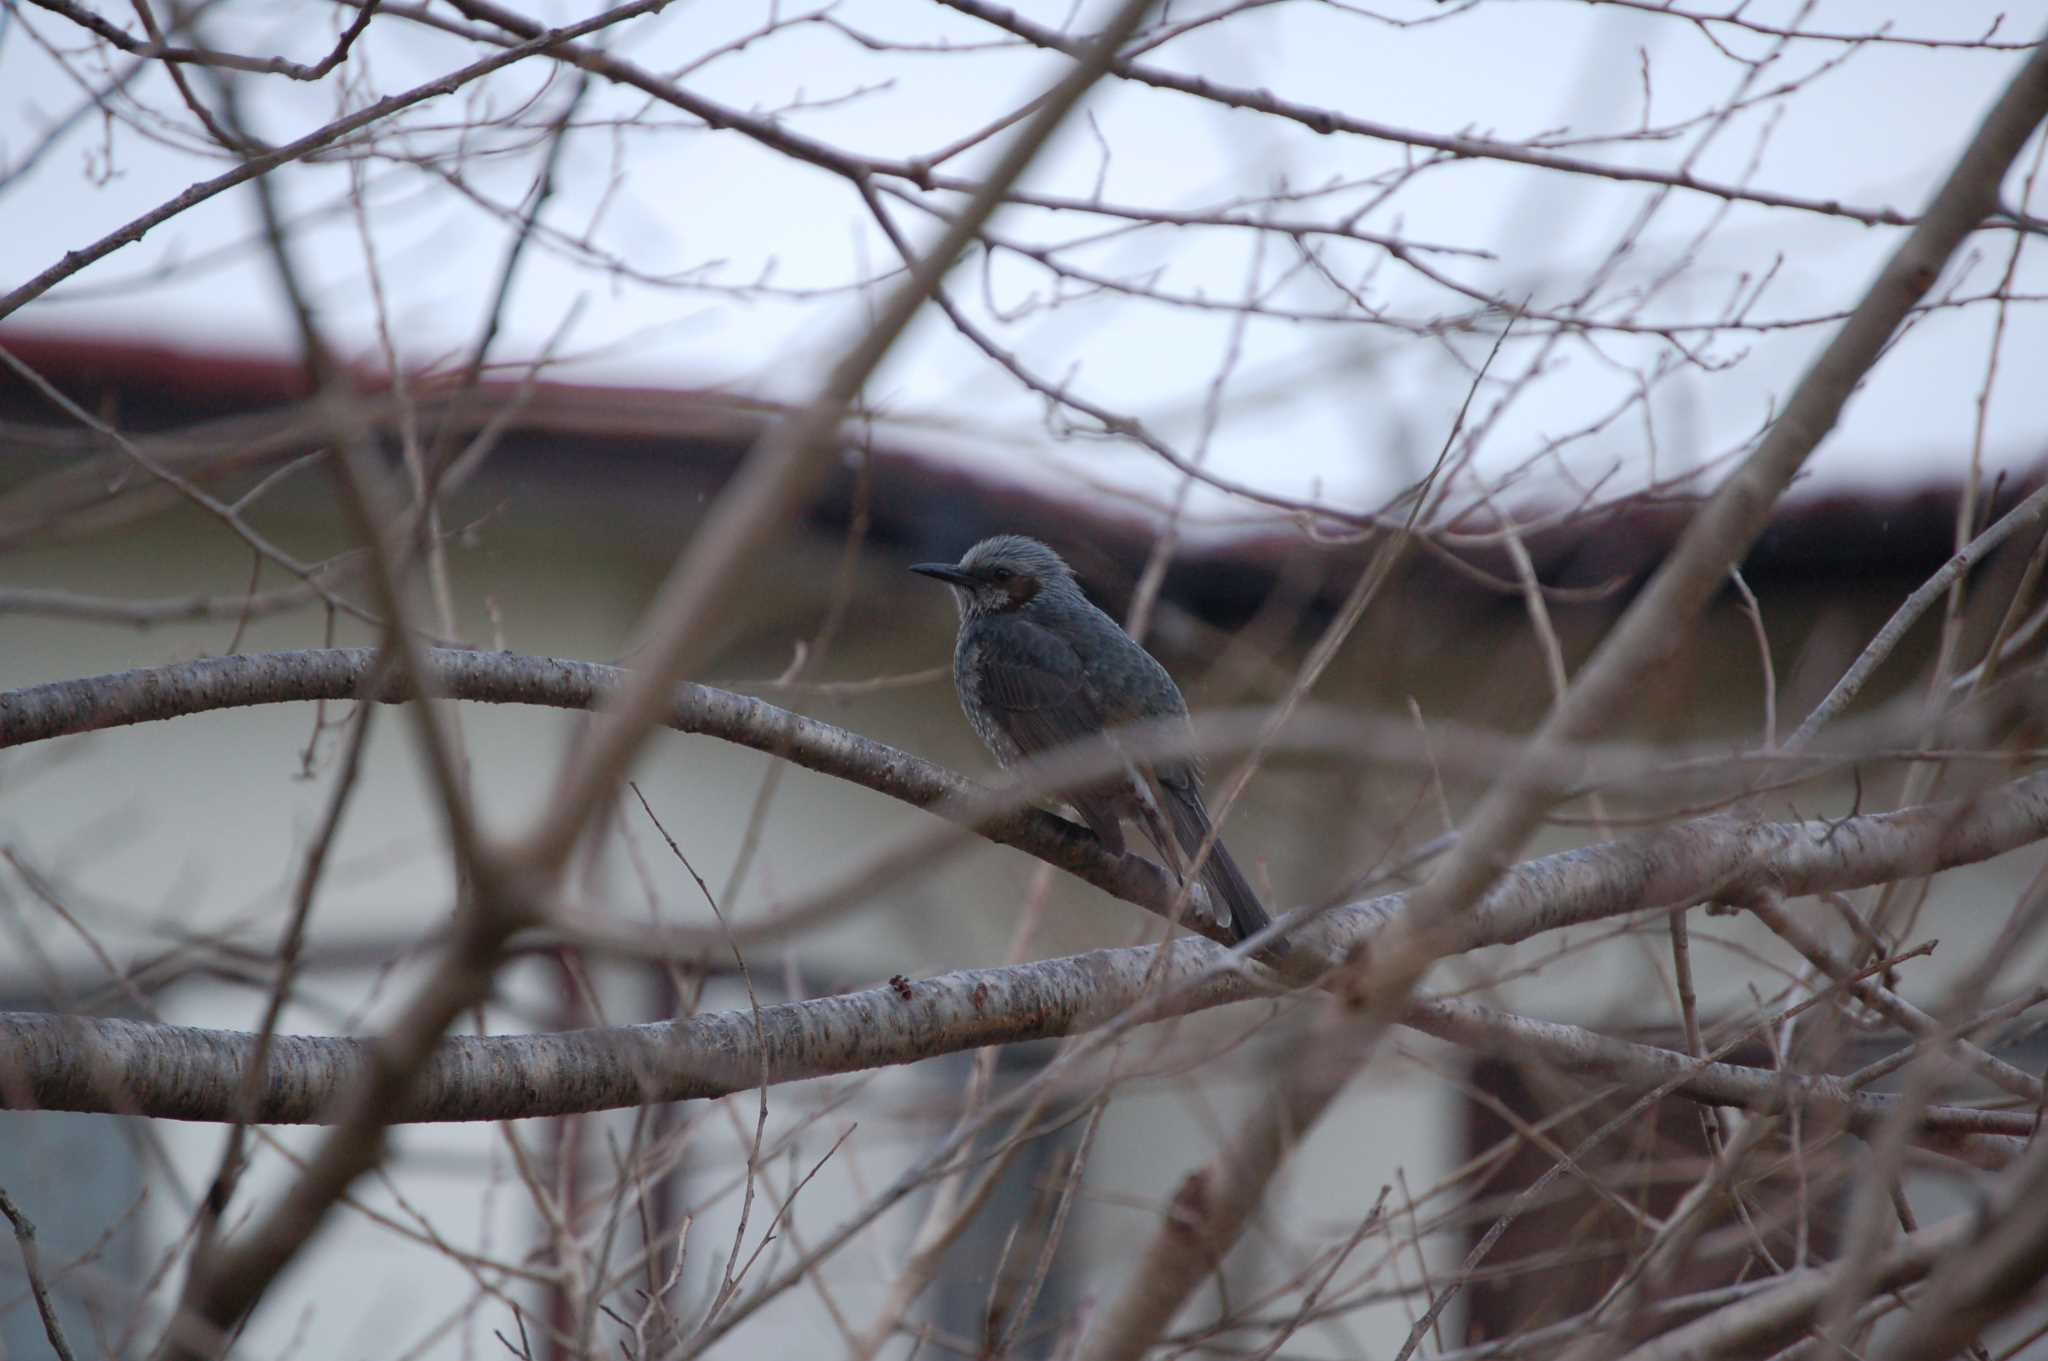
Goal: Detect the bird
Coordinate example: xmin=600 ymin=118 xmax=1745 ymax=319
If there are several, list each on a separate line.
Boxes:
xmin=911 ymin=534 xmax=1282 ymax=951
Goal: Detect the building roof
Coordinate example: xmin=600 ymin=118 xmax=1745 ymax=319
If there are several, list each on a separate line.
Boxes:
xmin=1 ymin=328 xmax=2030 ymax=630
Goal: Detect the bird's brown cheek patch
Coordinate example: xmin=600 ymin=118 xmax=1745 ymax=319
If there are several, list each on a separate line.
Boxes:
xmin=1006 ymin=578 xmax=1042 ymax=608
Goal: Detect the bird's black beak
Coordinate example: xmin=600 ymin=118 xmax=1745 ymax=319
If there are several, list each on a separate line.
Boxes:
xmin=910 ymin=562 xmax=977 ymax=588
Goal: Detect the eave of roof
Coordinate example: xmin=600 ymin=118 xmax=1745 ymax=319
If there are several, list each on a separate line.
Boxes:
xmin=1 ymin=328 xmax=2036 ymax=628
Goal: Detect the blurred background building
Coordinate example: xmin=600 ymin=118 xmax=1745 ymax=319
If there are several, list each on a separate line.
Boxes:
xmin=3 ymin=330 xmax=2045 ymax=1357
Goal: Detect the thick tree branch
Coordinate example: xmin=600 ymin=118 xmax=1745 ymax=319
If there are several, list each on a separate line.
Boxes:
xmin=10 ymin=647 xmax=2048 ymax=961
xmin=1 ymin=973 xmax=2031 ymax=1158
xmin=3 ymin=863 xmax=2042 ymax=1158
xmin=0 ymin=646 xmax=1198 ymax=922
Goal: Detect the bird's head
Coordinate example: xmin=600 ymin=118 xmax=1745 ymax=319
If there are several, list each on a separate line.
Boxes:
xmin=910 ymin=534 xmax=1079 ymax=619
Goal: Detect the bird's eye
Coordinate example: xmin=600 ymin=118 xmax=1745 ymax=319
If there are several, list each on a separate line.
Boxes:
xmin=989 ymin=569 xmax=1013 ymax=583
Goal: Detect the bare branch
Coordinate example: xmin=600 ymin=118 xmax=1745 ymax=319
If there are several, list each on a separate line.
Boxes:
xmin=0 ymin=1185 xmax=79 ymax=1361
xmin=937 ymin=0 xmax=1933 ymax=227
xmin=0 ymin=0 xmax=669 ymax=321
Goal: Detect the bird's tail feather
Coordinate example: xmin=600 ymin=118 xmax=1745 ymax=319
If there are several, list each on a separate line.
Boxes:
xmin=1161 ymin=788 xmax=1285 ymax=954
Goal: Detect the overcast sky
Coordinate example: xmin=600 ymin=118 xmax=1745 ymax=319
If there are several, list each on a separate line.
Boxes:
xmin=5 ymin=0 xmax=2045 ymax=525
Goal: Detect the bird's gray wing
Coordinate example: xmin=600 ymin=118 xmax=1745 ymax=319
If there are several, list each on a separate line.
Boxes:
xmin=1057 ymin=603 xmax=1201 ymax=785
xmin=966 ymin=614 xmax=1132 ymax=854
xmin=967 ymin=613 xmax=1109 ymax=758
